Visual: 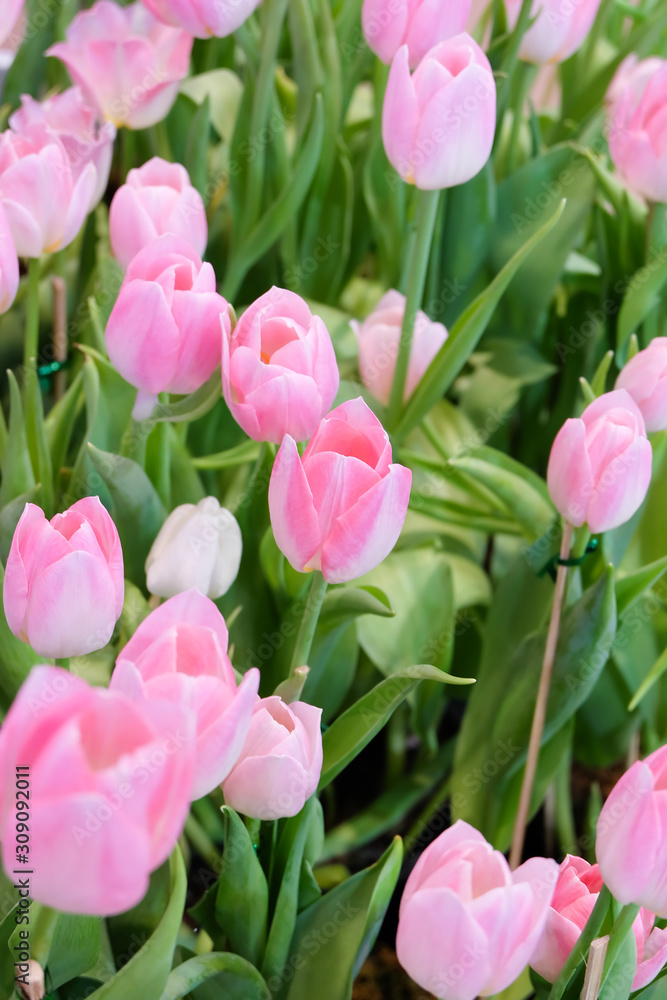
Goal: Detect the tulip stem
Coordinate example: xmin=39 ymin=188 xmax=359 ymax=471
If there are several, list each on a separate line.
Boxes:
xmin=509 ymin=519 xmax=574 ymax=870
xmin=548 ymin=885 xmax=611 ymax=1000
xmin=23 ymin=257 xmax=41 ymax=376
xmin=600 ymin=902 xmax=641 ymax=989
xmin=55 ymin=658 xmax=70 ymax=670
xmin=387 ymin=187 xmax=441 ymax=431
xmin=289 ymin=571 xmax=328 ymax=676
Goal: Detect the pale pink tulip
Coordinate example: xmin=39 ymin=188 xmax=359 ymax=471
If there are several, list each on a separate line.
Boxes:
xmin=396 ymin=820 xmax=558 ymax=1000
xmin=0 ymin=0 xmax=24 ymax=50
xmin=48 ymin=1 xmax=192 ymax=130
xmin=382 ymin=35 xmax=496 ymax=190
xmin=362 ymin=0 xmax=472 ymax=69
xmin=105 ymin=234 xmax=230 ymax=420
xmin=351 ymin=289 xmax=447 ymax=405
xmin=110 ymin=589 xmax=259 ymax=800
xmin=10 ymin=88 xmax=115 ymax=210
xmin=597 ymin=744 xmax=667 ymax=917
xmin=0 ymin=201 xmax=19 ymax=314
xmin=0 ymin=667 xmax=195 ymax=915
xmin=606 ymin=54 xmax=664 ymax=113
xmin=0 ymin=123 xmax=96 ymax=257
xmin=222 ymin=287 xmax=339 ymax=444
xmin=546 ymin=389 xmax=652 ymax=532
xmin=110 ymin=156 xmax=207 ymax=269
xmin=633 ymin=908 xmax=667 ymax=991
xmin=221 ymin=696 xmax=323 ymax=820
xmin=616 ymin=338 xmax=667 ymax=432
xmin=268 ymin=397 xmax=412 ymax=583
xmin=607 ymin=58 xmax=667 ymax=203
xmin=3 ymin=498 xmax=124 ymax=658
xmin=505 ymin=0 xmax=602 ymax=64
xmin=142 ymin=0 xmax=262 ymax=39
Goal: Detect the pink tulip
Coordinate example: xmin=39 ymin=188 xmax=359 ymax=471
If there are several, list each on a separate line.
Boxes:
xmin=105 ymin=234 xmax=230 ymax=420
xmin=109 ymin=156 xmax=207 ymax=269
xmin=505 ymin=0 xmax=602 ymax=64
xmin=48 ymin=1 xmax=192 ymax=130
xmin=0 ymin=123 xmax=96 ymax=257
xmin=616 ymin=338 xmax=667 ymax=432
xmin=9 ymin=88 xmax=116 ymax=210
xmin=597 ymin=744 xmax=667 ymax=917
xmin=0 ymin=0 xmax=24 ymax=49
xmin=633 ymin=908 xmax=667 ymax=991
xmin=351 ymin=289 xmax=447 ymax=405
xmin=221 ymin=696 xmax=322 ymax=820
xmin=607 ymin=58 xmax=667 ymax=203
xmin=3 ymin=498 xmax=124 ymax=658
xmin=382 ymin=35 xmax=496 ymax=190
xmin=396 ymin=820 xmax=558 ymax=1000
xmin=222 ymin=287 xmax=339 ymax=444
xmin=362 ymin=0 xmax=472 ymax=69
xmin=268 ymin=397 xmax=412 ymax=583
xmin=606 ymin=54 xmax=664 ymax=113
xmin=0 ymin=201 xmax=19 ymax=314
xmin=142 ymin=0 xmax=261 ymax=39
xmin=0 ymin=666 xmax=195 ymax=915
xmin=110 ymin=589 xmax=259 ymax=800
xmin=546 ymin=389 xmax=652 ymax=532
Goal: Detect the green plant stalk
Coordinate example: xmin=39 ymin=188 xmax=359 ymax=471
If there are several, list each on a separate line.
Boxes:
xmin=289 ymin=571 xmax=328 ymax=676
xmin=154 ymin=394 xmax=171 ymax=509
xmin=600 ymin=902 xmax=642 ymax=987
xmin=548 ymin=885 xmax=612 ymax=1000
xmin=185 ymin=813 xmax=222 ymax=873
xmin=23 ymin=257 xmax=41 ymax=376
xmin=55 ymin=658 xmax=70 ymax=669
xmin=387 ymin=187 xmax=441 ymax=430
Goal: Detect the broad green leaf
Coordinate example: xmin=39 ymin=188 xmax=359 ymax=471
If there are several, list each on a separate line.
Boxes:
xmin=318 ymin=586 xmax=394 ymax=629
xmin=281 ymin=838 xmax=403 ymax=1000
xmin=48 ymin=916 xmax=101 ymax=991
xmin=590 ymin=350 xmax=615 ymax=396
xmin=0 ymin=904 xmax=19 ymax=999
xmin=617 ymin=253 xmax=667 ymax=349
xmin=180 ymin=69 xmax=243 ymax=141
xmin=302 ymin=620 xmax=359 ymax=723
xmin=0 ymin=372 xmax=35 ymax=509
xmin=628 ymin=646 xmax=667 ymax=712
xmin=89 ymin=850 xmax=186 ymax=1000
xmin=394 ymin=200 xmax=566 ymax=440
xmin=192 ymin=440 xmax=261 ymax=470
xmin=150 ymin=371 xmax=222 ymax=425
xmin=599 ymin=919 xmax=636 ymax=1000
xmin=448 ymin=454 xmax=554 ymax=540
xmin=216 ymin=808 xmax=269 ymax=966
xmin=615 ymin=554 xmax=667 ymax=616
xmin=159 ymin=952 xmax=269 ymax=1000
xmin=0 ymin=486 xmax=41 ymax=565
xmin=319 ymin=664 xmax=473 ymax=790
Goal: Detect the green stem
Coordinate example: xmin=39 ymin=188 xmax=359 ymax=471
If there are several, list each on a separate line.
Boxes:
xmin=548 ymin=885 xmax=612 ymax=1000
xmin=185 ymin=814 xmax=222 ymax=873
xmin=387 ymin=188 xmax=441 ymax=430
xmin=55 ymin=658 xmax=70 ymax=669
xmin=289 ymin=571 xmax=328 ymax=676
xmin=505 ymin=63 xmax=535 ymax=174
xmin=154 ymin=394 xmax=171 ymax=509
xmin=23 ymin=257 xmax=41 ymax=376
xmin=600 ymin=902 xmax=641 ymax=987
xmin=152 ymin=119 xmax=173 ymax=162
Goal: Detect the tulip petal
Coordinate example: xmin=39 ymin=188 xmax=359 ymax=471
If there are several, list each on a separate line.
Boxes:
xmin=383 ymin=45 xmax=419 ymax=182
xmin=268 ymin=436 xmax=321 ymax=573
xmin=546 ymin=418 xmax=594 ymax=526
xmin=585 ymin=435 xmax=652 ymax=533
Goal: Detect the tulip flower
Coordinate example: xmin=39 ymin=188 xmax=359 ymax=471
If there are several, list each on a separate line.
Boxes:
xmin=222 ymin=287 xmax=339 ymax=444
xmin=396 ymin=820 xmax=558 ymax=1000
xmin=145 ymin=498 xmax=242 ymax=600
xmin=0 ymin=123 xmax=96 ymax=257
xmin=9 ymin=88 xmax=116 ymax=210
xmin=362 ymin=0 xmax=472 ymax=69
xmin=109 ymin=156 xmax=207 ymax=269
xmin=105 ymin=234 xmax=230 ymax=420
xmin=633 ymin=908 xmax=667 ymax=991
xmin=0 ymin=667 xmax=195 ymax=916
xmin=221 ymin=696 xmax=323 ymax=820
xmin=142 ymin=0 xmax=262 ymax=39
xmin=546 ymin=389 xmax=652 ymax=533
xmin=351 ymin=289 xmax=447 ymax=405
xmin=0 ymin=0 xmax=24 ymax=50
xmin=3 ymin=498 xmax=124 ymax=659
xmin=0 ymin=201 xmax=19 ymax=314
xmin=616 ymin=338 xmax=667 ymax=432
xmin=48 ymin=1 xmax=192 ymax=130
xmin=606 ymin=54 xmax=664 ymax=113
xmin=110 ymin=590 xmax=259 ymax=800
xmin=607 ymin=58 xmax=667 ymax=204
xmin=382 ymin=35 xmax=496 ymax=190
xmin=268 ymin=397 xmax=412 ymax=583
xmin=597 ymin=744 xmax=667 ymax=917
xmin=505 ymin=0 xmax=602 ymax=64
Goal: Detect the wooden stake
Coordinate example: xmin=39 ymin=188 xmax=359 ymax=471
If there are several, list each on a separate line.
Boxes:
xmin=580 ymin=936 xmax=609 ymax=1000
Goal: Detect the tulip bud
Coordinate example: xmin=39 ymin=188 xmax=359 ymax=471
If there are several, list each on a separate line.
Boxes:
xmin=382 ymin=36 xmax=496 ymax=190
xmin=362 ymin=0 xmax=472 ymax=69
xmin=142 ymin=0 xmax=262 ymax=39
xmin=221 ymin=696 xmax=323 ymax=820
xmin=3 ymin=498 xmax=124 ymax=659
xmin=48 ymin=1 xmax=192 ymax=130
xmin=222 ymin=287 xmax=339 ymax=444
xmin=268 ymin=397 xmax=412 ymax=584
xmin=396 ymin=820 xmax=558 ymax=1000
xmin=0 ymin=201 xmax=19 ymax=314
xmin=110 ymin=156 xmax=207 ymax=269
xmin=351 ymin=289 xmax=447 ymax=405
xmin=105 ymin=234 xmax=230 ymax=420
xmin=505 ymin=0 xmax=602 ymax=64
xmin=546 ymin=389 xmax=652 ymax=533
xmin=607 ymin=58 xmax=667 ymax=204
xmin=615 ymin=338 xmax=667 ymax=432
xmin=145 ymin=498 xmax=242 ymax=600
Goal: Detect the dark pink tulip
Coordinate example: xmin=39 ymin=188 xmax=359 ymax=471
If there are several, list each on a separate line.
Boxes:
xmin=362 ymin=0 xmax=472 ymax=69
xmin=142 ymin=0 xmax=262 ymax=39
xmin=268 ymin=398 xmax=411 ymax=583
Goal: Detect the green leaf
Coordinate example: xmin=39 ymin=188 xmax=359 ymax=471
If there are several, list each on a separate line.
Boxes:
xmin=159 ymin=952 xmax=269 ymax=1000
xmin=617 ymin=253 xmax=667 ymax=349
xmin=628 ymin=646 xmax=667 ymax=712
xmin=48 ymin=916 xmax=101 ymax=991
xmin=319 ymin=664 xmax=473 ymax=790
xmin=150 ymin=371 xmax=222 ymax=425
xmin=192 ymin=440 xmax=261 ymax=470
xmin=394 ymin=200 xmax=566 ymax=440
xmin=0 ymin=371 xmax=35 ymax=509
xmin=281 ymin=838 xmax=403 ymax=1000
xmin=0 ymin=485 xmax=41 ymax=565
xmin=88 ymin=850 xmax=186 ymax=1000
xmin=216 ymin=808 xmax=269 ymax=966
xmin=25 ymin=369 xmax=54 ymax=517
xmin=180 ymin=69 xmax=244 ymax=142
xmin=318 ymin=586 xmax=394 ymax=629
xmin=590 ymin=350 xmax=615 ymax=396
xmin=45 ymin=369 xmax=85 ymax=492
xmin=615 ymin=554 xmax=667 ymax=616
xmin=599 ymin=918 xmax=636 ymax=1000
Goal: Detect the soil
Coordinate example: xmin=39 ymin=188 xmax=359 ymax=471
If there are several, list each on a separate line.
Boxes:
xmin=352 ymin=945 xmax=437 ymax=1000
